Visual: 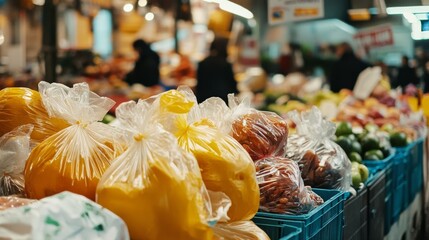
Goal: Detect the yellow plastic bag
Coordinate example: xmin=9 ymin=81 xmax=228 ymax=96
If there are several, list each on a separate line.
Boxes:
xmin=213 ymin=221 xmax=270 ymax=240
xmin=0 ymin=88 xmax=69 ymax=143
xmin=24 ymin=82 xmax=126 ymax=201
xmin=153 ymin=87 xmax=260 ymax=222
xmin=96 ymin=100 xmax=229 ymax=240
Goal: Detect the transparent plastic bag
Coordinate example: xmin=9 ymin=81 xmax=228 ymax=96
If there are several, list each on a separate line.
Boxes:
xmin=255 ymin=157 xmax=323 ymax=214
xmin=24 ymin=82 xmax=126 ymax=201
xmin=0 ymin=125 xmax=33 ymax=196
xmin=286 ymin=107 xmax=352 ymax=191
xmin=0 ymin=192 xmax=129 ymax=240
xmin=0 ymin=196 xmax=35 ymax=211
xmin=200 ymin=95 xmax=289 ymax=161
xmin=96 ymin=100 xmax=230 ymax=240
xmin=213 ymin=221 xmax=270 ymax=240
xmin=151 ymin=87 xmax=260 ymax=222
xmin=0 ymin=87 xmax=69 ymax=143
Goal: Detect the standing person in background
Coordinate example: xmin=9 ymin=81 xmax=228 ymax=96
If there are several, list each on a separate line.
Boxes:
xmin=396 ymin=56 xmax=419 ymax=91
xmin=125 ymin=39 xmax=160 ymax=87
xmin=329 ymin=42 xmax=371 ymax=93
xmin=196 ymin=37 xmax=238 ymax=103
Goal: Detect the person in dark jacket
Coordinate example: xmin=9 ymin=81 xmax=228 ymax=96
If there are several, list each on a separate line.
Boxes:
xmin=125 ymin=39 xmax=160 ymax=87
xmin=329 ymin=42 xmax=371 ymax=93
xmin=196 ymin=37 xmax=238 ymax=103
xmin=396 ymin=56 xmax=419 ymax=91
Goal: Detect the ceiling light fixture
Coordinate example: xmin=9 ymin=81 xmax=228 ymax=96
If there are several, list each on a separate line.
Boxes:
xmin=123 ymin=3 xmax=134 ymax=13
xmin=386 ymin=6 xmax=429 ymax=15
xmin=138 ymin=0 xmax=148 ymax=7
xmin=145 ymin=12 xmax=154 ymax=21
xmin=204 ymin=0 xmax=253 ymax=19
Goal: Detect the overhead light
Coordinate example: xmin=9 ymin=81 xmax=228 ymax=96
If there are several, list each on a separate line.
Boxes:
xmin=138 ymin=0 xmax=147 ymax=7
xmin=403 ymin=12 xmax=419 ymax=23
xmin=32 ymin=0 xmax=45 ymax=6
xmin=386 ymin=6 xmax=429 ymax=15
xmin=123 ymin=3 xmax=134 ymax=13
xmin=204 ymin=0 xmax=253 ymax=19
xmin=414 ymin=13 xmax=429 ymax=20
xmin=145 ymin=12 xmax=154 ymax=21
xmin=0 ymin=34 xmax=4 ymax=46
xmin=348 ymin=9 xmax=371 ymax=21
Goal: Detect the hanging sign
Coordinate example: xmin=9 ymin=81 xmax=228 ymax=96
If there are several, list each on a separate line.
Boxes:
xmin=268 ymin=0 xmax=324 ymax=25
xmin=354 ymin=25 xmax=394 ymax=49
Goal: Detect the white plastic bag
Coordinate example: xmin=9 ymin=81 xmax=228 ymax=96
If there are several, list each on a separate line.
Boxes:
xmin=0 ymin=191 xmax=129 ymax=240
xmin=286 ymin=107 xmax=352 ymax=191
xmin=0 ymin=124 xmax=33 ymax=196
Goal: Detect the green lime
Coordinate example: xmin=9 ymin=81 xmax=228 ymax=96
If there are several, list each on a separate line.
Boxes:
xmin=349 ymin=152 xmax=363 ymax=163
xmin=364 ymin=149 xmax=384 ymax=160
xmin=336 ymin=136 xmax=353 ymax=154
xmin=351 ymin=141 xmax=362 ymax=154
xmin=347 ymin=134 xmax=357 ymax=142
xmin=359 ymin=164 xmax=369 ymax=182
xmin=336 ymin=122 xmax=353 ymax=137
xmin=390 ymin=132 xmax=408 ymax=147
xmin=361 ymin=135 xmax=380 ymax=152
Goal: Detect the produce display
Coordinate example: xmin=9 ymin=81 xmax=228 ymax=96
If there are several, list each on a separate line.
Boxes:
xmin=0 ymin=125 xmax=33 ymax=196
xmin=255 ymin=157 xmax=323 ymax=214
xmin=286 ymin=107 xmax=352 ymax=191
xmin=0 ymin=87 xmax=69 ymax=143
xmin=24 ymin=82 xmax=127 ymax=201
xmin=0 ymin=76 xmax=426 ymax=240
xmin=96 ymin=100 xmax=221 ymax=240
xmin=152 ymin=87 xmax=260 ymax=222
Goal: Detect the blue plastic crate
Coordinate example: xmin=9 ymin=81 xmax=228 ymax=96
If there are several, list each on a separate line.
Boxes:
xmin=253 ymin=189 xmax=346 ymax=240
xmin=257 ymin=223 xmax=301 ymax=240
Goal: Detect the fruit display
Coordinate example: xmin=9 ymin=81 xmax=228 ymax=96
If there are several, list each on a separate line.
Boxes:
xmin=335 ymin=121 xmax=393 ymax=162
xmin=0 ymin=125 xmax=33 ymax=196
xmin=96 ymin=100 xmax=217 ymax=240
xmin=255 ymin=157 xmax=323 ymax=214
xmin=286 ymin=107 xmax=352 ymax=191
xmin=24 ymin=82 xmax=127 ymax=201
xmin=351 ymin=162 xmax=369 ymax=189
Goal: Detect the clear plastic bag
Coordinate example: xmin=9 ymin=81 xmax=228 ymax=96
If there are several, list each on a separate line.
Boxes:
xmin=255 ymin=157 xmax=323 ymax=214
xmin=24 ymin=82 xmax=126 ymax=201
xmin=200 ymin=95 xmax=289 ymax=161
xmin=96 ymin=100 xmax=230 ymax=240
xmin=0 ymin=87 xmax=70 ymax=143
xmin=0 ymin=125 xmax=33 ymax=196
xmin=0 ymin=192 xmax=129 ymax=240
xmin=213 ymin=221 xmax=270 ymax=240
xmin=286 ymin=107 xmax=352 ymax=191
xmin=0 ymin=196 xmax=35 ymax=211
xmin=151 ymin=87 xmax=260 ymax=222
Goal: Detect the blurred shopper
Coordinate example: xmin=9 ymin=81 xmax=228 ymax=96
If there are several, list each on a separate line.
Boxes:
xmin=396 ymin=56 xmax=419 ymax=91
xmin=196 ymin=37 xmax=238 ymax=103
xmin=329 ymin=42 xmax=371 ymax=93
xmin=125 ymin=39 xmax=160 ymax=87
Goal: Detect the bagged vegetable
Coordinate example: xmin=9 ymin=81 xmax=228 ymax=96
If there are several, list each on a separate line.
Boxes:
xmin=0 ymin=125 xmax=33 ymax=196
xmin=255 ymin=157 xmax=323 ymax=214
xmin=200 ymin=95 xmax=289 ymax=161
xmin=151 ymin=87 xmax=260 ymax=222
xmin=0 ymin=87 xmax=69 ymax=143
xmin=0 ymin=192 xmax=129 ymax=240
xmin=96 ymin=100 xmax=230 ymax=240
xmin=213 ymin=221 xmax=270 ymax=240
xmin=0 ymin=196 xmax=35 ymax=211
xmin=286 ymin=107 xmax=352 ymax=191
xmin=24 ymin=82 xmax=126 ymax=200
